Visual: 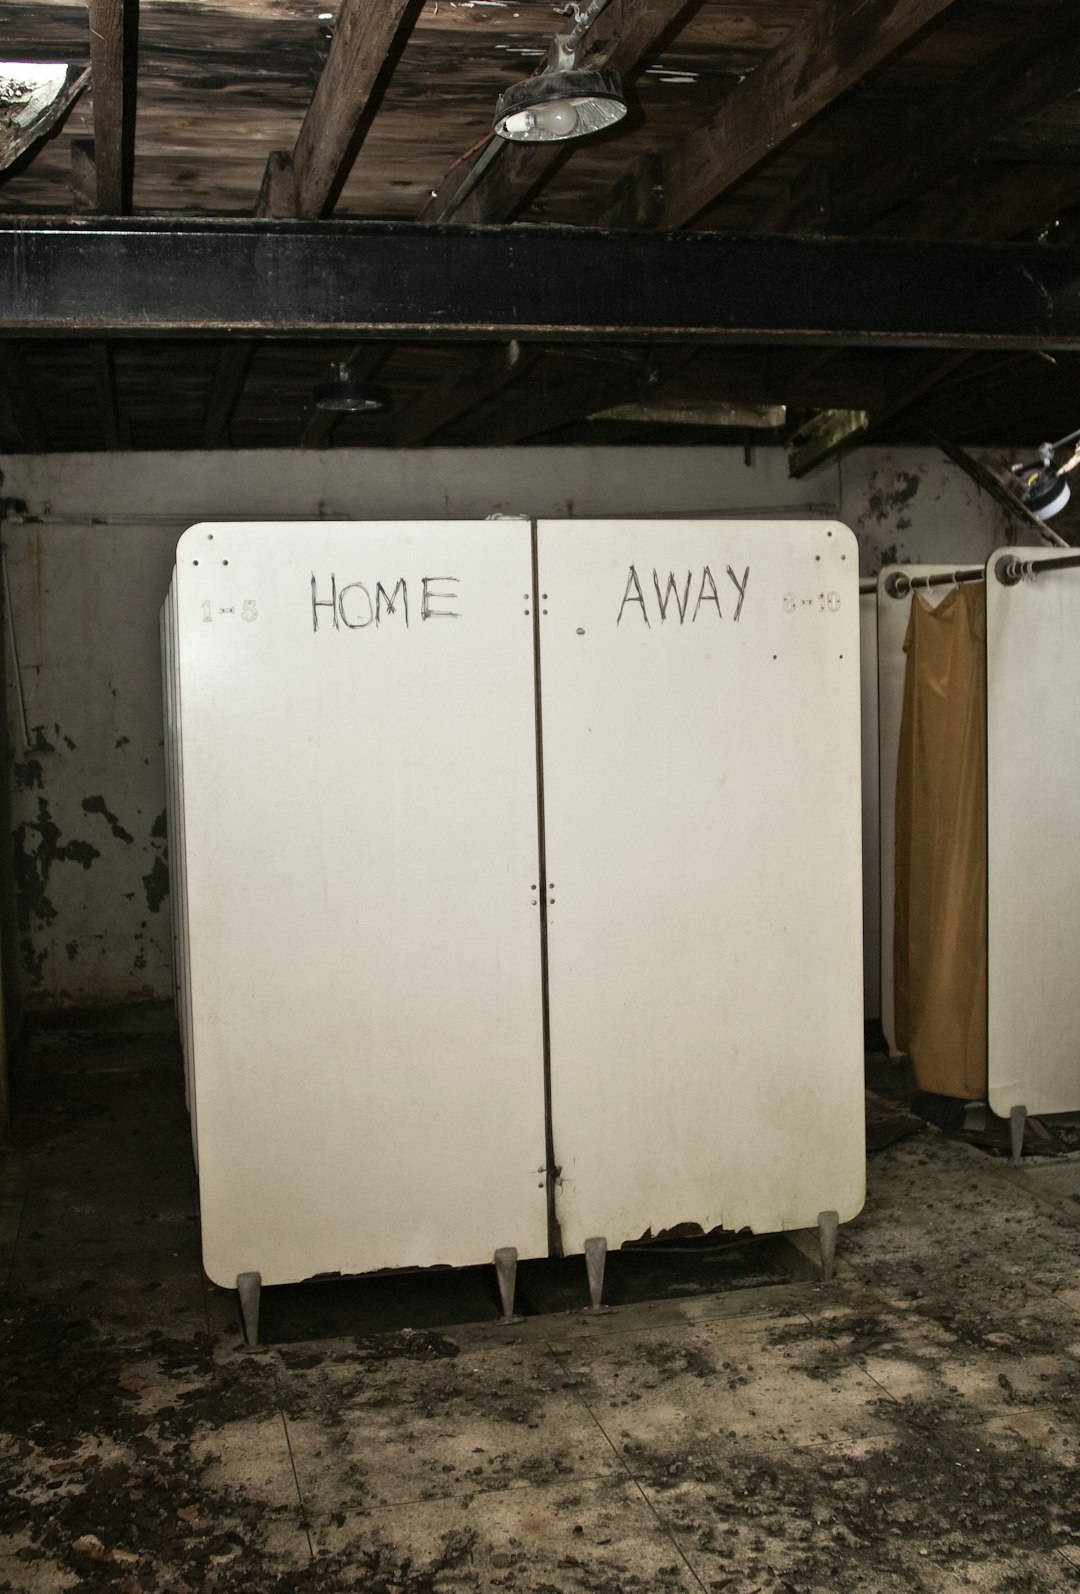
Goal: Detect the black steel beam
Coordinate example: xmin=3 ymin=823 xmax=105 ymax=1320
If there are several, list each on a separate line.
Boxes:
xmin=5 ymin=218 xmax=1080 ymax=348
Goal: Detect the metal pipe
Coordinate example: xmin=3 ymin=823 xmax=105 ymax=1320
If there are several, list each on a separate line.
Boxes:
xmin=995 ymin=549 xmax=1080 ymax=586
xmin=860 ymin=577 xmax=877 ymax=594
xmin=885 ymin=566 xmax=984 ymax=599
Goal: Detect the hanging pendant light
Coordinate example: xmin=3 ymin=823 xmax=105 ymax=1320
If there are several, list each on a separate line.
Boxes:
xmin=494 ymin=35 xmax=626 ymax=143
xmin=1015 ymin=460 xmax=1071 ymax=520
xmin=314 ymin=364 xmax=391 ymax=413
xmin=494 ymin=65 xmax=626 ymax=142
xmin=1012 ymin=427 xmax=1080 ymax=521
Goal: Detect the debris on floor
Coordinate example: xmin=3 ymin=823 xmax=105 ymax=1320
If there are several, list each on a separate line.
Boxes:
xmin=4 ymin=1033 xmax=1080 ymax=1591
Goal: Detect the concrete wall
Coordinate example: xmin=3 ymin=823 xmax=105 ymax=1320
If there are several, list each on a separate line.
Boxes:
xmin=0 ymin=445 xmax=1016 ymax=1012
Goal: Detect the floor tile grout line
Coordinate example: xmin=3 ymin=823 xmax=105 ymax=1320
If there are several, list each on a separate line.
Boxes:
xmin=569 ymin=1383 xmax=709 ymax=1594
xmin=275 ymin=1379 xmax=316 ymax=1561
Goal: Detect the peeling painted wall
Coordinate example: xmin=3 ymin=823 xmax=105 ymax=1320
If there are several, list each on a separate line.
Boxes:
xmin=0 ymin=446 xmax=1017 ymax=1011
xmin=3 ymin=520 xmax=176 ymax=1007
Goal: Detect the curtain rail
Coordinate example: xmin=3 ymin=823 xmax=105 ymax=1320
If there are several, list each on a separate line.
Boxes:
xmin=884 ymin=567 xmax=984 ymax=599
xmin=995 ymin=550 xmax=1080 ymax=586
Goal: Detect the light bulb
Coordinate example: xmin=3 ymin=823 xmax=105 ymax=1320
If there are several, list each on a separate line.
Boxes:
xmin=501 ymin=108 xmax=535 ymax=137
xmin=531 ymin=99 xmax=578 ymax=137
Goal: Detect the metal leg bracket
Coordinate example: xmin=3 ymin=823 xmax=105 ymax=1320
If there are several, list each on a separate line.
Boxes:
xmin=817 ymin=1210 xmax=839 ymax=1283
xmin=584 ymin=1235 xmax=611 ymax=1312
xmin=494 ymin=1247 xmax=522 ymax=1324
xmin=236 ymin=1270 xmax=262 ymax=1346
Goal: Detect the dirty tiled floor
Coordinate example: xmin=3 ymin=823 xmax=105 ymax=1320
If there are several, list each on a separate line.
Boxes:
xmin=3 ymin=1033 xmax=1080 ymax=1591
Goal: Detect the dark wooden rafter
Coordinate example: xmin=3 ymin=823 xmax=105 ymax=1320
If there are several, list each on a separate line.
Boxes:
xmin=203 ymin=343 xmax=255 ymax=448
xmin=865 ymin=162 xmax=1080 ymax=242
xmin=89 ymin=340 xmax=128 ymax=449
xmin=395 ymin=341 xmax=540 ymax=446
xmin=13 ymin=223 xmax=1080 ymax=350
xmin=476 ymin=348 xmax=696 ymax=446
xmin=600 ymin=0 xmax=960 ymax=229
xmin=86 ymin=0 xmax=138 ymax=213
xmin=833 ymin=0 xmax=1080 ymax=234
xmin=421 ymin=0 xmax=696 ymax=226
xmin=0 ymin=65 xmax=90 ymax=178
xmin=70 ymin=138 xmax=97 ymax=214
xmin=0 ymin=346 xmax=46 ymax=452
xmin=261 ymin=0 xmax=420 ymax=219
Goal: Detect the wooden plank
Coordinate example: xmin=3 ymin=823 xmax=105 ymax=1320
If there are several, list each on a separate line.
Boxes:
xmin=787 ymin=408 xmax=869 ymax=478
xmin=834 ymin=1 xmax=1080 ymax=233
xmin=422 ymin=0 xmax=697 ymax=225
xmin=0 ymin=346 xmax=47 ymax=452
xmin=87 ymin=0 xmax=137 ymax=214
xmin=0 ymin=65 xmax=90 ymax=178
xmin=651 ymin=0 xmax=958 ymax=228
xmin=203 ymin=343 xmax=255 ymax=449
xmin=89 ymin=340 xmax=124 ymax=451
xmin=287 ymin=0 xmax=420 ymax=218
xmin=255 ymin=152 xmax=297 ymax=221
xmin=13 ymin=221 xmax=1080 ymax=350
xmin=480 ymin=348 xmax=695 ymax=445
xmin=395 ymin=341 xmax=539 ymax=446
xmin=70 ymin=139 xmax=97 ymax=215
xmin=867 ymin=162 xmax=1080 ymax=242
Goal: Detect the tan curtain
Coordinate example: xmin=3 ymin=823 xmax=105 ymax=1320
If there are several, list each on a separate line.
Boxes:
xmin=894 ymin=583 xmax=987 ymax=1099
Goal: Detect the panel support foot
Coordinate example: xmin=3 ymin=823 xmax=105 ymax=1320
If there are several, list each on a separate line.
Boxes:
xmin=236 ymin=1270 xmax=261 ymax=1346
xmin=1010 ymin=1105 xmax=1027 ymax=1165
xmin=817 ymin=1210 xmax=839 ymax=1283
xmin=494 ymin=1247 xmax=520 ymax=1324
xmin=584 ymin=1235 xmax=608 ymax=1311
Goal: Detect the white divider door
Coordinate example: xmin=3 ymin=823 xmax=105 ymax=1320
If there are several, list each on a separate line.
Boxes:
xmin=536 ymin=519 xmax=865 ymax=1252
xmin=175 ymin=520 xmax=548 ymax=1287
xmin=987 ymin=546 xmax=1080 ymax=1117
xmin=876 ymin=565 xmax=958 ymax=1055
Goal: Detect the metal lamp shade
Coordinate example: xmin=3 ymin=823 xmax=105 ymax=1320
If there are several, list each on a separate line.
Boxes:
xmin=493 ymin=68 xmax=626 ymax=143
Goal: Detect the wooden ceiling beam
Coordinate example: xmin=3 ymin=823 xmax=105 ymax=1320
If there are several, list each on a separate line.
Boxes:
xmin=866 ymin=162 xmax=1080 ymax=242
xmin=14 ymin=222 xmax=1080 ymax=350
xmin=203 ymin=343 xmax=255 ymax=449
xmin=833 ymin=1 xmax=1080 ymax=233
xmin=264 ymin=0 xmax=420 ymax=219
xmin=421 ymin=0 xmax=697 ymax=226
xmin=395 ymin=341 xmax=540 ymax=447
xmin=89 ymin=340 xmax=128 ymax=450
xmin=87 ymin=0 xmax=138 ymax=213
xmin=602 ymin=0 xmax=959 ymax=230
xmin=479 ymin=348 xmax=696 ymax=446
xmin=0 ymin=346 xmax=47 ymax=452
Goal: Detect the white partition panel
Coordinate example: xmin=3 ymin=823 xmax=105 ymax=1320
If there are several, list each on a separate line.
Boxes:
xmin=537 ymin=519 xmax=865 ymax=1250
xmin=860 ymin=591 xmax=881 ymax=1024
xmin=876 ymin=566 xmax=957 ymax=1054
xmin=174 ymin=520 xmax=548 ymax=1287
xmin=987 ymin=546 xmax=1080 ymax=1118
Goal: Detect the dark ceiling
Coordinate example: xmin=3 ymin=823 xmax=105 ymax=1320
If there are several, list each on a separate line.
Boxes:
xmin=2 ymin=0 xmax=1080 ymax=469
